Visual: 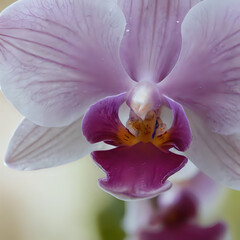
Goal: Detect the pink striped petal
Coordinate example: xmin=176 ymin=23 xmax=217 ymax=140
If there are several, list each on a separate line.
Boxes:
xmin=161 ymin=0 xmax=240 ymax=135
xmin=118 ymin=0 xmax=200 ymax=83
xmin=0 ymin=0 xmax=132 ymax=127
xmin=185 ymin=109 xmax=240 ymax=191
xmin=5 ymin=118 xmax=94 ymax=170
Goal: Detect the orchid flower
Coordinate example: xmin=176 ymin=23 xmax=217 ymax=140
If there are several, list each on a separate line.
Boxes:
xmin=1 ymin=0 xmax=240 ymax=200
xmin=123 ymin=172 xmax=229 ymax=240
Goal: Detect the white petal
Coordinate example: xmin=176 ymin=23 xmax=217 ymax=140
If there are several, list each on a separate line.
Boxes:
xmin=118 ymin=0 xmax=200 ymax=83
xmin=161 ymin=0 xmax=240 ymax=134
xmin=0 ymin=0 xmax=132 ymax=127
xmin=185 ymin=108 xmax=240 ymax=190
xmin=123 ymin=201 xmax=153 ymax=236
xmin=5 ymin=118 xmax=95 ymax=170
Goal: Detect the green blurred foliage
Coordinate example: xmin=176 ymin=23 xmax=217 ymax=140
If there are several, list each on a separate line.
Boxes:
xmin=220 ymin=189 xmax=240 ymax=240
xmin=97 ymin=198 xmax=126 ymax=240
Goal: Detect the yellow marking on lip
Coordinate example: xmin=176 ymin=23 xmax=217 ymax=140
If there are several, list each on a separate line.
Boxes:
xmin=117 ymin=126 xmax=139 ymax=146
xmin=152 ymin=131 xmax=172 ymax=149
xmin=117 ymin=111 xmax=172 ymax=149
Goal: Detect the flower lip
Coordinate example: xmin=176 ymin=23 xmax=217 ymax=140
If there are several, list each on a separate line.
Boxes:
xmin=82 ymin=90 xmax=191 ymax=199
xmin=92 ymin=142 xmax=187 ymax=200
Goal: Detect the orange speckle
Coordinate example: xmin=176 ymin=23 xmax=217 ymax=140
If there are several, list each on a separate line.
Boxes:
xmin=116 ymin=110 xmax=172 ymax=149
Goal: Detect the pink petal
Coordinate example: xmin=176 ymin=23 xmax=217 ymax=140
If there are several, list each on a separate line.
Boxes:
xmin=185 ymin=110 xmax=240 ymax=190
xmin=92 ymin=143 xmax=187 ymax=200
xmin=118 ymin=0 xmax=200 ymax=83
xmin=163 ymin=96 xmax=192 ymax=151
xmin=183 ymin=172 xmax=222 ymax=207
xmin=159 ymin=190 xmax=198 ymax=226
xmin=5 ymin=118 xmax=94 ymax=170
xmin=140 ymin=222 xmax=227 ymax=240
xmin=182 ymin=172 xmax=225 ymax=219
xmin=161 ymin=0 xmax=240 ymax=134
xmin=0 ymin=0 xmax=132 ymax=127
xmin=82 ymin=93 xmax=126 ymax=145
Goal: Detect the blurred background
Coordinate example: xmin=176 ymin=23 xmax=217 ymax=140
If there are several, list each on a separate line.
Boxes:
xmin=1 ymin=1 xmax=240 ymax=239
